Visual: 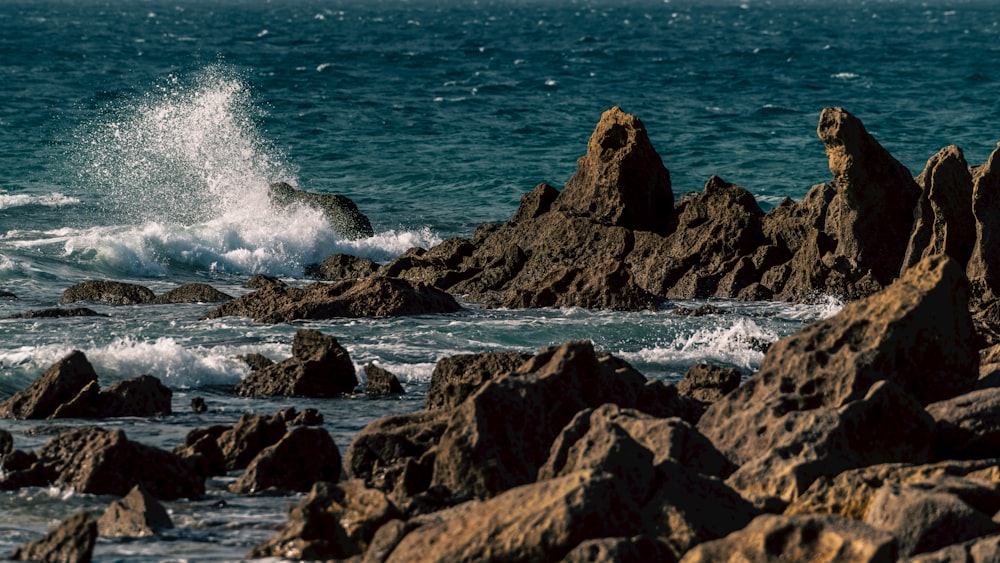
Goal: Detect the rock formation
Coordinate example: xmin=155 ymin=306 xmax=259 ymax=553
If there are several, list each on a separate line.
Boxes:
xmin=234 ymin=329 xmax=358 ymax=398
xmin=59 ymin=280 xmax=156 ymax=305
xmin=364 ymin=363 xmax=405 ymax=396
xmin=268 ymin=181 xmax=375 ymax=239
xmin=153 ymin=282 xmax=233 ymax=304
xmin=97 ymin=484 xmax=174 ymax=537
xmin=9 ymin=510 xmax=97 ymax=563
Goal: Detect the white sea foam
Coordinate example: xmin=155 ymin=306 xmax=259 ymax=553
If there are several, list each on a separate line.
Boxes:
xmin=620 ymin=318 xmax=778 ymax=371
xmin=0 ymin=191 xmax=79 ymax=210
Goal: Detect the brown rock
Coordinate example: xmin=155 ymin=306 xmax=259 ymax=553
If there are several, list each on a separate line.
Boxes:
xmin=203 ymin=277 xmax=461 ymax=322
xmin=0 ymin=351 xmax=98 ymax=420
xmin=234 ymin=329 xmax=358 ymax=398
xmin=364 ymin=364 xmax=405 ymax=396
xmin=10 ymin=510 xmax=97 ymax=563
xmin=97 ymin=375 xmax=172 ymax=417
xmin=97 ymin=484 xmax=173 ymax=537
xmin=901 ymin=146 xmax=976 ymax=271
xmin=424 ymin=351 xmax=532 ymax=410
xmin=967 ymin=143 xmax=1000 ymax=303
xmin=699 ymin=254 xmax=976 ymax=469
xmin=345 ymin=409 xmax=449 ymax=496
xmin=217 ymin=413 xmax=287 ymax=471
xmin=244 ymin=273 xmax=285 ymax=289
xmin=306 ymin=253 xmax=381 ymax=281
xmin=385 ymin=469 xmax=642 ymax=563
xmin=153 ymin=283 xmax=232 ymax=304
xmin=59 ymin=279 xmax=156 ymax=305
xmin=553 ymin=106 xmax=673 ymax=233
xmin=816 ymin=106 xmax=921 ymax=287
xmin=510 ymin=182 xmax=559 ymax=224
xmin=6 ymin=307 xmax=105 ymax=319
xmin=927 ymin=387 xmax=1000 ymax=459
xmin=230 ymin=426 xmax=341 ymax=494
xmin=249 ymin=480 xmax=400 ymax=560
xmin=679 ymin=513 xmax=898 ymax=563
xmin=560 ymin=536 xmax=677 ymax=563
xmin=0 ymin=428 xmax=12 ymax=457
xmin=864 ymin=483 xmax=999 ymax=557
xmin=908 ymin=533 xmax=1000 ymax=563
xmin=676 ymin=363 xmax=741 ymax=404
xmin=269 ymin=181 xmax=374 ymax=239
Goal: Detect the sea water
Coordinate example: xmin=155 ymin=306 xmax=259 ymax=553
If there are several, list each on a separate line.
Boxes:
xmin=0 ymin=0 xmax=997 ymax=559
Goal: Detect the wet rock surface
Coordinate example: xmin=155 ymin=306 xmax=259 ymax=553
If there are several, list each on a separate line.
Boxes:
xmin=268 ymin=181 xmax=375 ymax=239
xmin=10 ymin=510 xmax=97 ymax=563
xmin=234 ymin=329 xmax=358 ymax=398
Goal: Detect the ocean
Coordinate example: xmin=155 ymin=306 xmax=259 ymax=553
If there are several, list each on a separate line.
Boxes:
xmin=0 ymin=0 xmax=997 ymax=559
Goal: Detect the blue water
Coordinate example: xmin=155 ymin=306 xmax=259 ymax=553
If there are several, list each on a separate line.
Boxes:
xmin=0 ymin=0 xmax=997 ymax=559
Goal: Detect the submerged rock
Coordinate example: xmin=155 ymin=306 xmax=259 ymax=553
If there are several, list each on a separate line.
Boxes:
xmin=153 ymin=283 xmax=233 ymax=304
xmin=59 ymin=280 xmax=156 ymax=305
xmin=6 ymin=307 xmax=104 ymax=319
xmin=10 ymin=510 xmax=97 ymax=563
xmin=268 ymin=181 xmax=374 ymax=239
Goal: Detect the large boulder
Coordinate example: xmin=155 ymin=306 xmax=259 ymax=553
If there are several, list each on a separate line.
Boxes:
xmin=364 ymin=363 xmax=405 ymax=397
xmin=230 ymin=426 xmax=341 ymax=494
xmin=926 ymin=387 xmax=1000 ymax=460
xmin=216 ymin=412 xmax=288 ymax=471
xmin=0 ymin=351 xmax=98 ymax=419
xmin=0 ymin=426 xmax=203 ymax=500
xmin=699 ymin=254 xmax=977 ymax=469
xmin=97 ymin=484 xmax=174 ymax=537
xmin=424 ymin=351 xmax=532 ymax=410
xmin=966 ymin=143 xmax=1000 ymax=303
xmin=59 ymin=279 xmax=156 ymax=305
xmin=679 ymin=514 xmax=898 ymax=563
xmin=234 ymin=329 xmax=358 ymax=398
xmin=153 ymin=282 xmax=233 ymax=304
xmin=268 ymin=181 xmax=374 ymax=239
xmin=9 ymin=510 xmax=97 ymax=563
xmin=552 ymin=106 xmax=673 ymax=233
xmin=203 ymin=277 xmax=461 ymax=322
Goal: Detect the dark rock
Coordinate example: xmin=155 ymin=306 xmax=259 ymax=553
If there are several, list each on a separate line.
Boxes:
xmin=234 ymin=329 xmax=358 ymax=398
xmin=231 ymin=426 xmax=341 ymax=494
xmin=901 ymin=145 xmax=976 ymax=271
xmin=0 ymin=351 xmax=98 ymax=420
xmin=173 ymin=426 xmax=227 ymax=478
xmin=424 ymin=351 xmax=532 ymax=411
xmin=306 ymin=253 xmax=380 ymax=281
xmin=680 ymin=513 xmax=898 ymax=563
xmin=190 ymin=396 xmax=207 ymax=413
xmin=510 ymin=182 xmax=559 ymax=224
xmin=238 ymin=353 xmax=275 ymax=372
xmin=9 ymin=510 xmax=97 ymax=563
xmin=676 ymin=363 xmax=741 ymax=404
xmin=244 ymin=274 xmax=285 ymax=289
xmin=909 ymin=533 xmax=1000 ymax=563
xmin=1 ymin=449 xmax=37 ymax=473
xmin=364 ymin=363 xmax=405 ymax=396
xmin=249 ymin=480 xmax=400 ymax=560
xmin=203 ymin=277 xmax=461 ymax=322
xmin=0 ymin=428 xmax=12 ymax=457
xmin=384 ymin=470 xmax=642 ymax=563
xmin=280 ymin=407 xmax=324 ymax=426
xmin=560 ymin=536 xmax=677 ymax=563
xmin=927 ymin=387 xmax=1000 ymax=460
xmin=97 ymin=483 xmax=174 ymax=537
xmin=669 ymin=304 xmax=724 ymax=317
xmin=967 ymin=143 xmax=1000 ymax=303
xmin=0 ymin=426 xmax=203 ymax=499
xmin=217 ymin=413 xmax=287 ymax=471
xmin=97 ymin=375 xmax=172 ymax=417
xmin=699 ymin=254 xmax=976 ymax=472
xmin=59 ymin=280 xmax=156 ymax=305
xmin=864 ymin=483 xmax=999 ymax=557
xmin=6 ymin=307 xmax=104 ymax=319
xmin=153 ymin=283 xmax=232 ymax=304
xmin=268 ymin=181 xmax=375 ymax=239
xmin=346 ymin=409 xmax=450 ymax=497
xmin=0 ymin=290 xmax=16 ymax=299
xmin=431 ymin=341 xmax=656 ymax=499
xmin=552 ymin=106 xmax=673 ymax=233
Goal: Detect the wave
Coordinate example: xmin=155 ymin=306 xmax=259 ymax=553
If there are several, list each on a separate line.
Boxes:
xmin=0 ymin=192 xmax=79 ymax=210
xmin=620 ymin=317 xmax=779 ymax=372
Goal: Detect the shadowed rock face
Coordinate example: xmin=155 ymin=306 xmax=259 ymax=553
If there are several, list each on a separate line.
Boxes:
xmin=10 ymin=510 xmax=98 ymax=563
xmin=268 ymin=181 xmax=374 ymax=239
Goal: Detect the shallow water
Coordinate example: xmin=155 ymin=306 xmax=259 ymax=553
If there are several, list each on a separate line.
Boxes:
xmin=1 ymin=0 xmax=997 ymax=559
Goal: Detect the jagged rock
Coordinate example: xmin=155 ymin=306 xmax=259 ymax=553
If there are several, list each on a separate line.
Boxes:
xmin=560 ymin=536 xmax=677 ymax=563
xmin=431 ymin=341 xmax=656 ymax=499
xmin=6 ymin=307 xmax=104 ymax=319
xmin=97 ymin=484 xmax=173 ymax=537
xmin=244 ymin=273 xmax=285 ymax=289
xmin=927 ymin=387 xmax=1000 ymax=459
xmin=385 ymin=470 xmax=642 ymax=563
xmin=967 ymin=143 xmax=1000 ymax=303
xmin=306 ymin=253 xmax=380 ymax=281
xmin=280 ymin=406 xmax=324 ymax=426
xmin=173 ymin=425 xmax=228 ymax=478
xmin=0 ymin=426 xmax=203 ymax=499
xmin=234 ymin=329 xmax=358 ymax=398
xmin=96 ymin=375 xmax=172 ymax=418
xmin=0 ymin=351 xmax=98 ymax=420
xmin=59 ymin=280 xmax=156 ymax=305
xmin=627 ymin=175 xmax=768 ymax=299
xmin=345 ymin=409 xmax=450 ymax=497
xmin=9 ymin=510 xmax=97 ymax=563
xmin=510 ymin=182 xmax=559 ymax=224
xmin=679 ymin=513 xmax=898 ymax=563
xmin=864 ymin=483 xmax=1000 ymax=557
xmin=669 ymin=304 xmax=724 ymax=317
xmin=217 ymin=412 xmax=287 ymax=471
xmin=908 ymin=534 xmax=1000 ymax=563
xmin=699 ymin=254 xmax=976 ymax=470
xmin=268 ymin=181 xmax=374 ymax=239
xmin=238 ymin=353 xmax=275 ymax=372
xmin=153 ymin=283 xmax=232 ymax=304
xmin=231 ymin=426 xmax=341 ymax=494
xmin=901 ymin=146 xmax=976 ymax=271
xmin=424 ymin=351 xmax=532 ymax=410
xmin=203 ymin=277 xmax=461 ymax=322
xmin=364 ymin=364 xmax=405 ymax=396
xmin=190 ymin=396 xmax=207 ymax=413
xmin=249 ymin=480 xmax=400 ymax=559
xmin=676 ymin=363 xmax=741 ymax=404
xmin=785 ymin=460 xmax=1000 ymax=520
xmin=552 ymin=106 xmax=673 ymax=233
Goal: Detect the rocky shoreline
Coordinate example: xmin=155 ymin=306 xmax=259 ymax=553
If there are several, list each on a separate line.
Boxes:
xmin=3 ymin=106 xmax=1000 ymax=561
